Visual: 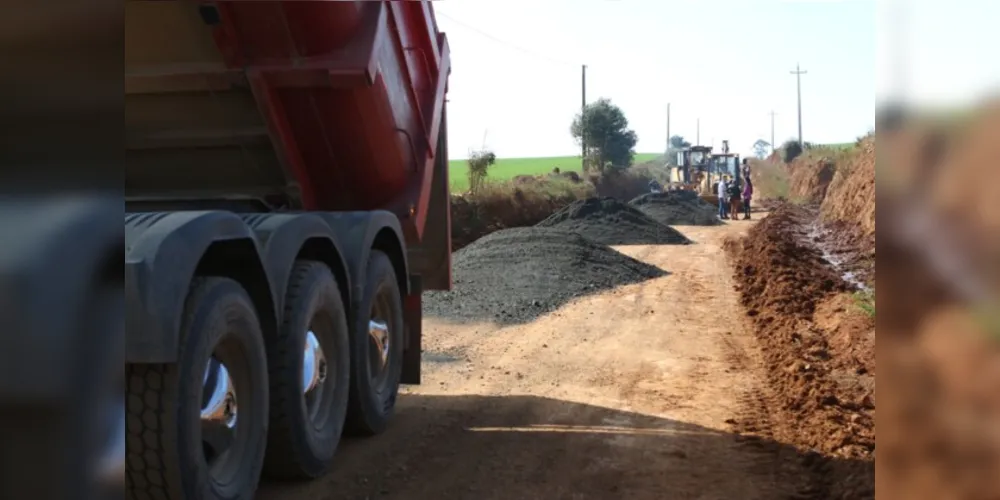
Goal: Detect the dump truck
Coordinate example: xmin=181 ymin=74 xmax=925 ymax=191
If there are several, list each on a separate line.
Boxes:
xmin=125 ymin=1 xmax=451 ymax=498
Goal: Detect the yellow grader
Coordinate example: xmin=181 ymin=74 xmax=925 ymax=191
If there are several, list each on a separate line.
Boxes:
xmin=668 ymin=140 xmax=742 ymax=206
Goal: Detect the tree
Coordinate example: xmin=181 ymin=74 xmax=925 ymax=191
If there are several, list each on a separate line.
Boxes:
xmin=570 ymin=98 xmax=638 ymax=172
xmin=664 ymin=135 xmax=692 ymax=166
xmin=780 ymin=138 xmax=803 ymax=163
xmin=752 ymin=139 xmax=771 ymax=159
xmin=669 ymin=135 xmax=692 ymax=149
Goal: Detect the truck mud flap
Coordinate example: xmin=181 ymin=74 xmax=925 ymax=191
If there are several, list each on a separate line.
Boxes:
xmin=401 ymin=274 xmax=423 ymax=385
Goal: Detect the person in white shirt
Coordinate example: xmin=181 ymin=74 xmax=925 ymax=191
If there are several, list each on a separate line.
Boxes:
xmin=717 ymin=176 xmax=729 ymax=219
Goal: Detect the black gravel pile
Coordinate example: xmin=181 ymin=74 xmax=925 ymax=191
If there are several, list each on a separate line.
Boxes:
xmin=423 ymin=227 xmax=667 ymax=325
xmin=534 ymin=197 xmax=689 ymax=245
xmin=629 ymin=191 xmax=720 ymax=226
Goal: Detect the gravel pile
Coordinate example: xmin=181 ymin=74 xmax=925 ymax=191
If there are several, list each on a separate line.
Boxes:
xmin=423 ymin=227 xmax=667 ymax=325
xmin=629 ymin=191 xmax=720 ymax=226
xmin=535 ymin=197 xmax=689 ymax=245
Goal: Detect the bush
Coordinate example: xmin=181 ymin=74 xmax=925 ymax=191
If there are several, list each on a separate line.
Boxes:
xmin=781 ymin=139 xmax=804 ymax=163
xmin=466 ymin=149 xmax=497 ymax=196
xmin=449 ymin=166 xmax=663 ymax=250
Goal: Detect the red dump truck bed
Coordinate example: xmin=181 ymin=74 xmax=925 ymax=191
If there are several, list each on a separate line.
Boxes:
xmin=126 ymin=0 xmax=452 ymax=285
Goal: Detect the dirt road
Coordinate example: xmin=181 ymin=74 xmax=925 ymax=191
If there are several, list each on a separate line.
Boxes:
xmin=259 ymin=221 xmax=822 ymax=500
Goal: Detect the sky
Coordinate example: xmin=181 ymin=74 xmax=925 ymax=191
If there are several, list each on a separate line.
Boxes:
xmin=433 ymin=0 xmax=998 ymax=160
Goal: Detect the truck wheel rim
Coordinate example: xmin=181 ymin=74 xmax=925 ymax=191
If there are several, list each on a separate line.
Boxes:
xmin=367 ymin=290 xmax=392 ymax=389
xmin=302 ymin=325 xmax=334 ymax=426
xmin=202 ymin=357 xmax=238 ymax=429
xmin=201 ymin=353 xmax=240 ymax=481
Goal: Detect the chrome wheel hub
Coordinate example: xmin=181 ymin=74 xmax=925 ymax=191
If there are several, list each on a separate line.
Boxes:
xmin=368 ymin=317 xmax=390 ymax=383
xmin=202 ymin=357 xmax=238 ymax=429
xmin=302 ymin=329 xmax=327 ymax=395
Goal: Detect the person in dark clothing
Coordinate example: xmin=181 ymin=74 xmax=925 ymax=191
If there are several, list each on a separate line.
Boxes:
xmin=726 ymin=181 xmax=742 ymax=220
xmin=742 ymin=179 xmax=753 ymax=220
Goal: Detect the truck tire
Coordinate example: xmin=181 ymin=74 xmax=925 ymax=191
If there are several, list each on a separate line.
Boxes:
xmin=88 ymin=289 xmax=125 ymax=496
xmin=346 ymin=250 xmax=405 ymax=435
xmin=126 ymin=277 xmax=268 ymax=500
xmin=262 ymin=260 xmax=351 ymax=479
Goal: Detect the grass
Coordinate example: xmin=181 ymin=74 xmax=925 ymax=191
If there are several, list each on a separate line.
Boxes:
xmin=853 ymin=289 xmax=876 ymax=318
xmin=470 ymin=175 xmax=596 ymax=201
xmin=748 ymin=158 xmax=791 ymax=200
xmin=818 ymin=142 xmax=857 ymax=151
xmin=448 ymin=153 xmax=661 ymax=192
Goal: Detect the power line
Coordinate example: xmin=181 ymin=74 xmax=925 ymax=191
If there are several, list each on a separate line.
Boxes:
xmin=435 ymin=10 xmax=580 ymax=67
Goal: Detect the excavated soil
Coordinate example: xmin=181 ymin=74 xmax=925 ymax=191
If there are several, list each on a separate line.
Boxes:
xmin=423 ymin=227 xmax=667 ymax=325
xmin=628 ymin=190 xmax=720 ymax=226
xmin=726 ymin=203 xmax=874 ymax=499
xmin=534 ymin=197 xmax=690 ymax=245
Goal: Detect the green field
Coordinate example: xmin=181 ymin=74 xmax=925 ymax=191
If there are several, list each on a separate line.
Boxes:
xmin=448 ymin=153 xmax=661 ymax=192
xmin=819 ymin=142 xmax=857 ymax=151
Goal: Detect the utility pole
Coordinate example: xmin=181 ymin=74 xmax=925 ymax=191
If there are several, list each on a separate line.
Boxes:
xmin=581 ymin=64 xmax=587 ymax=162
xmin=769 ymin=110 xmax=777 ymax=152
xmin=696 ymin=118 xmax=701 ymax=146
xmin=666 ymin=103 xmax=671 ymax=152
xmin=790 ymin=64 xmax=807 ymax=146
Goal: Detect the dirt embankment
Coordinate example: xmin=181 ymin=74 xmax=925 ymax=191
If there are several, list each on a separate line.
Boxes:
xmin=628 ymin=190 xmax=720 ymax=226
xmin=450 ymin=187 xmax=583 ymax=251
xmin=789 ymin=156 xmax=837 ymax=203
xmin=424 ymin=227 xmax=666 ymax=325
xmin=536 ymin=197 xmax=689 ymax=246
xmin=726 ymin=203 xmax=874 ymax=499
xmin=876 ymin=104 xmax=1000 ymax=500
xmin=818 ymin=137 xmax=876 ymax=282
xmin=821 ymin=137 xmax=875 ymax=238
xmin=756 ymin=138 xmax=876 ymax=284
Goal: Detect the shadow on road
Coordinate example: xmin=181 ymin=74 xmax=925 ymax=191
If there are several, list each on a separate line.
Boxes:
xmin=257 ymin=394 xmax=873 ymax=500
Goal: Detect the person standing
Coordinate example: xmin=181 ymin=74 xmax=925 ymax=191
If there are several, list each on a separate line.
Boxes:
xmin=742 ymin=179 xmax=753 ymax=220
xmin=727 ymin=179 xmax=742 ymax=220
xmin=717 ymin=176 xmax=729 ymax=220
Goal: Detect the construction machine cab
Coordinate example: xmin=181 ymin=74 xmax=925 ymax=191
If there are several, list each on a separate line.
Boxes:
xmin=672 ymin=141 xmax=743 ymax=195
xmin=710 ymin=153 xmax=741 ymax=184
xmin=674 ymin=145 xmax=713 ymax=185
xmin=707 ymin=140 xmax=741 ymax=191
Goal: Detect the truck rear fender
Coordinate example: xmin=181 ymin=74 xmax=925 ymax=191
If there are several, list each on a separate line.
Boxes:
xmin=241 ymin=213 xmax=351 ymax=319
xmin=316 ymin=211 xmax=409 ymax=304
xmin=125 ymin=211 xmax=277 ymax=364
